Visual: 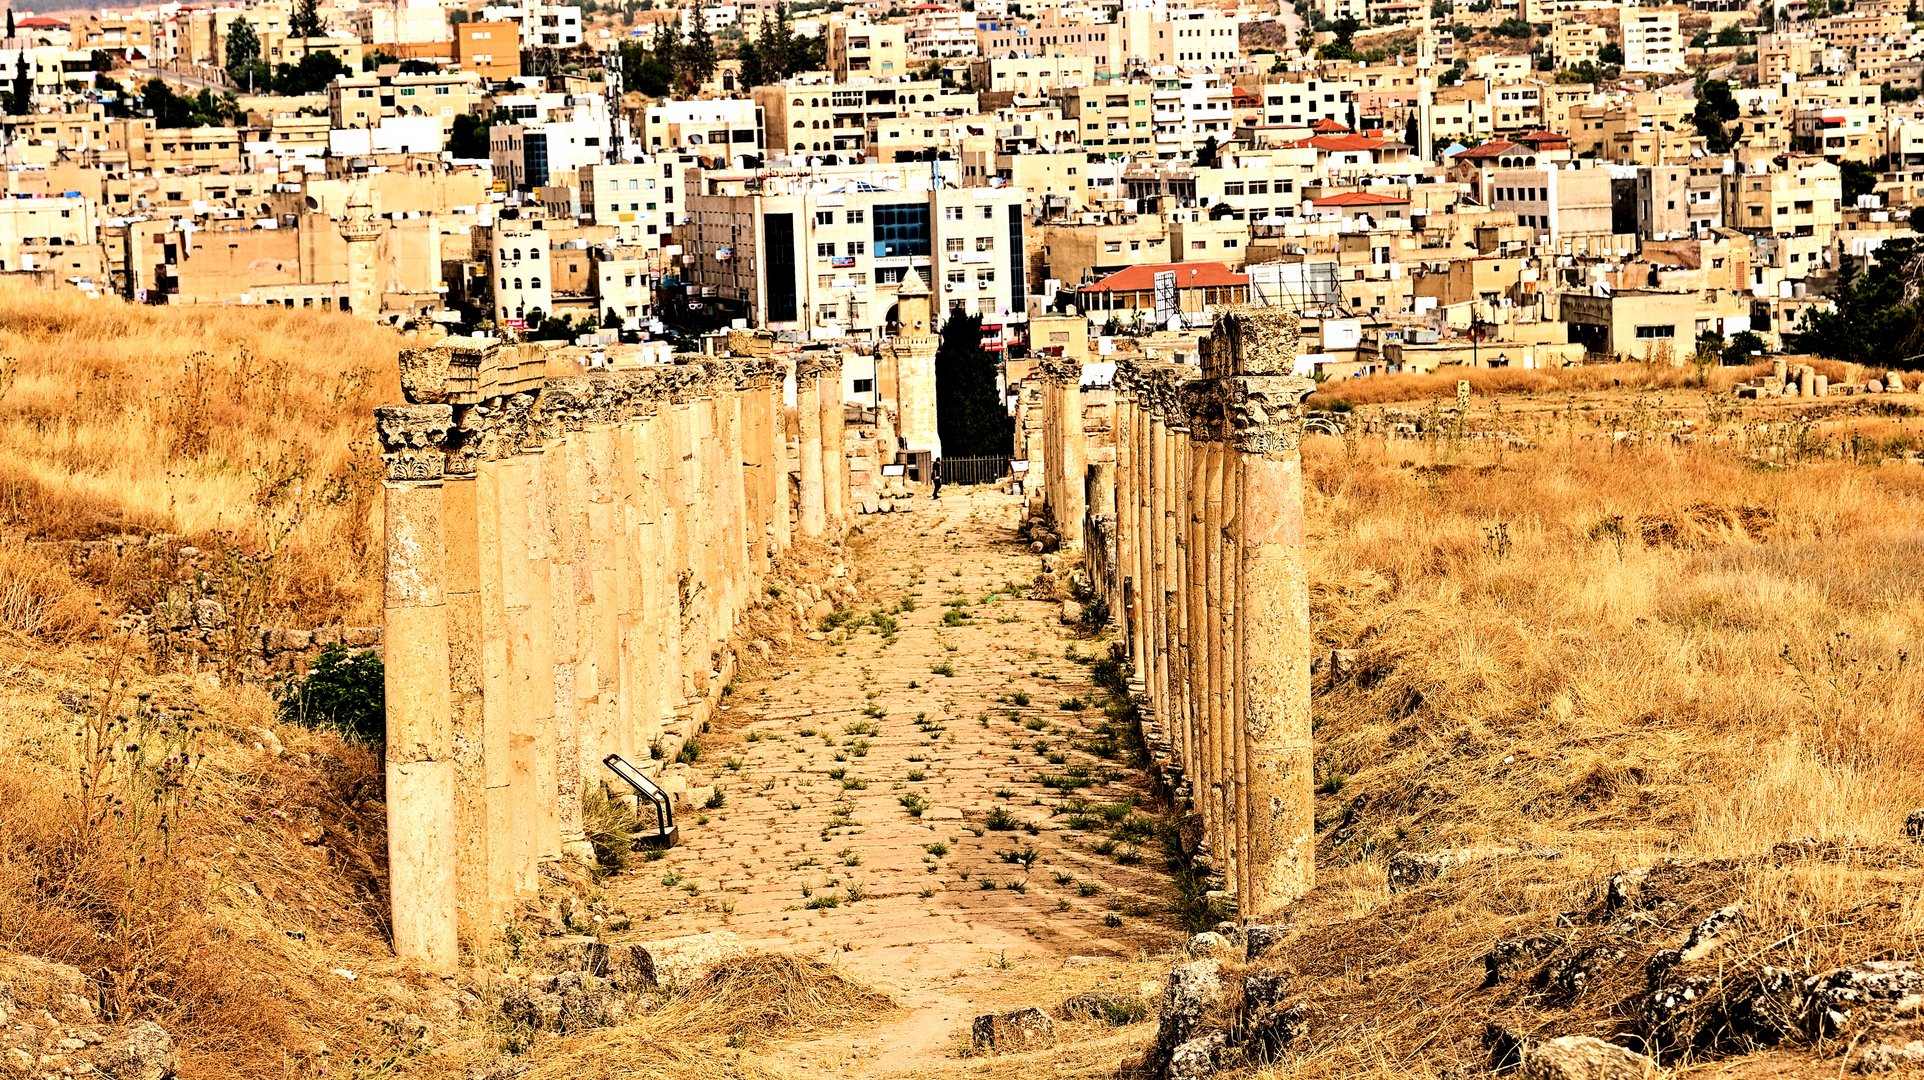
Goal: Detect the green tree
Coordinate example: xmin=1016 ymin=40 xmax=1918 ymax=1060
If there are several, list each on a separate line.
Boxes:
xmin=1786 ymin=241 xmax=1924 ymax=367
xmin=1840 ymin=158 xmax=1881 ymax=206
xmin=225 ymin=18 xmax=260 ymax=79
xmin=9 ymin=52 xmax=28 ymax=115
xmin=738 ymin=38 xmax=765 ymax=87
xmin=363 ymin=47 xmax=399 ymax=70
xmin=1317 ymin=15 xmax=1360 ymax=59
xmin=1714 ymin=24 xmax=1750 ymax=46
xmin=289 ymin=0 xmax=325 ymax=41
xmin=1598 ymin=42 xmax=1622 ymax=63
xmin=933 ymin=312 xmax=1014 ymax=458
xmin=447 ymin=106 xmax=507 ymax=157
xmin=273 ymin=49 xmax=348 ymax=95
xmin=142 ymin=76 xmax=195 ymax=126
xmin=683 ymin=4 xmax=716 ymax=92
xmin=1722 ymin=330 xmax=1767 ymax=366
xmin=1194 ymin=134 xmax=1220 ymax=166
xmin=278 ymin=644 xmax=386 ymax=742
xmin=1492 ymin=17 xmax=1533 ymax=37
xmin=1691 ymin=76 xmax=1738 ymax=153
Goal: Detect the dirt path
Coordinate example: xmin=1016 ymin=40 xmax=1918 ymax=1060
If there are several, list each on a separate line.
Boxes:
xmin=605 ymin=485 xmax=1183 ymax=1077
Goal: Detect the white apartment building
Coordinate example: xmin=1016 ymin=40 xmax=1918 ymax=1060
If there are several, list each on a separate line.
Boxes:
xmin=1621 ymin=7 xmax=1684 ymax=74
xmin=479 ymin=2 xmax=583 ymax=47
xmin=560 ymin=157 xmax=697 ymax=244
xmin=682 ymin=163 xmax=1027 ymax=343
xmin=485 ymin=217 xmax=555 ymax=324
xmin=906 ymin=7 xmax=980 ymax=61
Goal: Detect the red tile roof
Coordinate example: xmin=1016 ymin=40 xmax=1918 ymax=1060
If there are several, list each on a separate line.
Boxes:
xmin=1078 ymin=262 xmax=1249 ymax=293
xmin=1310 ymin=117 xmax=1352 ymax=132
xmin=18 ymin=15 xmax=69 ymax=26
xmin=1313 ymin=191 xmax=1410 ymax=206
xmin=1309 ymin=133 xmax=1401 ymax=152
xmin=1452 ymin=140 xmax=1523 ymax=160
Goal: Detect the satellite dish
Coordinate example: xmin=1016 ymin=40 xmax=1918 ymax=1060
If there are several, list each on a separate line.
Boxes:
xmin=304 ymin=194 xmax=321 ymax=211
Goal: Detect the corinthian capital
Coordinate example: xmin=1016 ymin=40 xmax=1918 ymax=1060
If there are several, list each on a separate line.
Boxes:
xmin=1225 ymin=375 xmax=1316 ymax=458
xmin=375 ymin=404 xmax=455 ymax=481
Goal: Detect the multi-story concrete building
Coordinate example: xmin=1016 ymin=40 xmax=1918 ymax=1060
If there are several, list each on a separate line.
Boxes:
xmin=456 ymin=21 xmax=521 ymax=80
xmin=827 ymin=19 xmax=909 ymax=81
xmin=329 ymin=70 xmax=486 ymax=137
xmin=755 ymin=77 xmax=979 ymax=156
xmin=1621 ymin=7 xmax=1684 ymax=74
xmin=681 ymin=163 xmax=1027 ymax=344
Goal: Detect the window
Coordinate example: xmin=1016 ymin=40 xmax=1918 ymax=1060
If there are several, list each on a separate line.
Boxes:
xmin=819 ymin=274 xmax=836 ymax=287
xmin=946 ymin=237 xmax=966 ymax=253
xmin=847 ymin=209 xmax=865 ymax=224
xmin=846 ymin=241 xmax=861 ymax=256
xmin=817 ymin=242 xmax=836 ymax=257
xmin=943 ymin=206 xmax=964 ymax=220
xmin=872 ymin=203 xmax=931 ymax=257
xmin=816 ymin=210 xmax=835 ymax=225
xmin=947 ymin=270 xmax=966 ymax=284
xmin=1634 ymin=325 xmax=1675 ymax=339
xmin=975 ymin=236 xmax=993 ymax=251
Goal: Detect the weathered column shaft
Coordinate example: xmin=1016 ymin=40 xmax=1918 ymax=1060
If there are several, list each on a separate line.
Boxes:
xmin=1202 ymin=435 xmax=1227 ymax=875
xmin=768 ymin=372 xmax=792 ymax=551
xmin=820 ymin=360 xmax=845 ymax=530
xmin=376 ymin=404 xmax=459 ymax=968
xmin=1059 ymin=370 xmax=1086 ymax=548
xmin=1227 ymin=318 xmax=1316 ymax=919
xmin=1188 ymin=426 xmax=1212 ymax=854
xmin=797 ymin=364 xmax=826 ymax=537
xmin=440 ymin=463 xmax=490 ymax=947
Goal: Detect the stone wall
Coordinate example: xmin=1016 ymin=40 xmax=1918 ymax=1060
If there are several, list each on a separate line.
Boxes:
xmin=1042 ymin=309 xmax=1316 ymax=921
xmin=373 ymin=338 xmax=848 ymax=967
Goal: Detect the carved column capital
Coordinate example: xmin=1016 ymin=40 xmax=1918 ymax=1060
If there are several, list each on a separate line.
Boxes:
xmin=376 ymin=404 xmax=454 ymax=481
xmin=1225 ymin=375 xmax=1316 ymax=458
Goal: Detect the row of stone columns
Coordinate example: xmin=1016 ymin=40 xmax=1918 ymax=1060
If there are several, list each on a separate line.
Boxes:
xmin=377 ymin=347 xmax=843 ymax=966
xmin=1035 ymin=358 xmax=1087 ymax=549
xmin=1095 ymin=309 xmax=1317 ymax=921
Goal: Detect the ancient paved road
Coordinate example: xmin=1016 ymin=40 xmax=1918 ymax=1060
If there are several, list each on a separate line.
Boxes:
xmin=607 ymin=485 xmax=1181 ymax=1075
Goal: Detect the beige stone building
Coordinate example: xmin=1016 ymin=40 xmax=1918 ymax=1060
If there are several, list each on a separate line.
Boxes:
xmin=827 ymin=19 xmax=909 ymax=81
xmin=329 ymin=70 xmax=486 ymax=137
xmin=755 ymin=77 xmax=980 ymax=156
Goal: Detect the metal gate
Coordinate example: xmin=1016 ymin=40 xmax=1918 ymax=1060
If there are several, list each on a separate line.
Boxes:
xmin=940 ymin=454 xmax=1010 ymax=486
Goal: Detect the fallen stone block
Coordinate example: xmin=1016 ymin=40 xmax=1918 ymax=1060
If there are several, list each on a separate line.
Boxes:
xmin=971 ymin=1006 xmax=1055 ymax=1053
xmin=1518 ymin=1035 xmax=1655 ymax=1080
xmin=621 ymin=931 xmax=745 ymax=990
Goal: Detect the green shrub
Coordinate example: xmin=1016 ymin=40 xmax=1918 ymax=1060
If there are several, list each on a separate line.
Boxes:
xmin=276 ymin=644 xmax=385 ymax=740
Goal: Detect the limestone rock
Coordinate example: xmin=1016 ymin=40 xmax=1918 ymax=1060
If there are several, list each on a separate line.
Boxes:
xmin=1147 ymin=960 xmax=1224 ymax=1074
xmin=1807 ymin=960 xmax=1924 ymax=1037
xmin=72 ymin=1021 xmax=177 ymax=1080
xmin=971 ymin=1006 xmax=1056 ymax=1053
xmin=622 ymin=931 xmax=745 ymax=990
xmin=1059 ymin=600 xmax=1085 ymax=625
xmin=1185 ymin=931 xmax=1233 ymax=960
xmin=1242 ymin=924 xmax=1286 ymax=961
xmin=1166 ymin=1032 xmax=1226 ymax=1080
xmin=1518 ymin=1035 xmax=1655 ymax=1080
xmin=1385 ymin=844 xmax=1556 ymax=891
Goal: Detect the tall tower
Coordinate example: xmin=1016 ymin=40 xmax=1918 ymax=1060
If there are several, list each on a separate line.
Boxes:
xmin=1416 ymin=4 xmax=1435 ymax=166
xmin=888 ymin=268 xmax=942 ymax=459
xmin=339 ymin=191 xmax=382 ymax=320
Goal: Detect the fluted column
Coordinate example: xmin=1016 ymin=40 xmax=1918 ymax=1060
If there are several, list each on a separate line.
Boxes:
xmin=1058 ymin=363 xmax=1086 ymax=549
xmin=375 ymin=404 xmax=459 ymax=968
xmin=1202 ymin=430 xmax=1227 ymax=876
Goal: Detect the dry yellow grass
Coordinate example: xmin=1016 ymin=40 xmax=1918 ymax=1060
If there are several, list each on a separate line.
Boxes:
xmin=0 ymin=286 xmax=401 ymax=626
xmin=1305 ymin=359 xmax=1861 ymax=409
xmin=1232 ymin=407 xmax=1924 ymax=1076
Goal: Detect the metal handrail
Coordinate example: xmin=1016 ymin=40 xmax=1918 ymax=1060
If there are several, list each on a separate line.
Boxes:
xmin=603 ymin=754 xmax=676 ymax=841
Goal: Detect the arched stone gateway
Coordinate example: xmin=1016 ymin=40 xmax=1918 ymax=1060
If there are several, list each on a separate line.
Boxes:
xmin=1039 ymin=308 xmax=1316 ymax=920
xmin=374 ymin=337 xmax=848 ymax=966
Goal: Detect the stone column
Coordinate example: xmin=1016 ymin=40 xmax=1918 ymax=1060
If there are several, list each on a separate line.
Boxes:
xmin=1202 ymin=430 xmax=1228 ymax=878
xmin=1057 ymin=363 xmax=1087 ymax=549
xmin=375 ymin=404 xmax=459 ymax=968
xmin=1131 ymin=384 xmax=1151 ymax=674
xmin=1222 ymin=422 xmax=1244 ymax=900
xmin=1146 ymin=401 xmax=1168 ymax=732
xmin=1169 ymin=406 xmax=1193 ymax=801
xmin=439 ymin=425 xmax=491 ymax=946
xmin=1113 ymin=377 xmax=1135 ymax=659
xmin=797 ymin=358 xmax=826 ymax=537
xmin=1187 ymin=412 xmax=1213 ymax=858
xmin=766 ymin=367 xmax=792 ymax=553
xmin=1225 ymin=313 xmax=1317 ymax=918
xmin=819 ymin=356 xmax=845 ymax=532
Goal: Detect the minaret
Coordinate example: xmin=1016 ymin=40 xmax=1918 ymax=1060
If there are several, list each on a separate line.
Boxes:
xmin=888 ymin=267 xmax=942 ymax=459
xmin=340 ymin=190 xmax=381 ymax=319
xmin=1416 ymin=3 xmax=1435 ymax=166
